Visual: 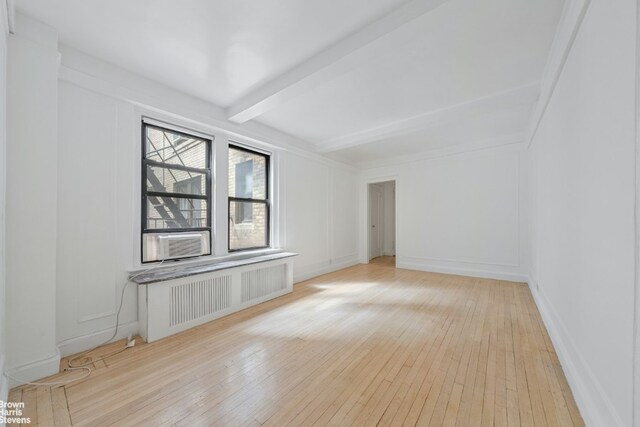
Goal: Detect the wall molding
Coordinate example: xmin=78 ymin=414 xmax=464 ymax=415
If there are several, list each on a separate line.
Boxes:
xmin=293 ymin=256 xmax=359 ymax=284
xmin=358 ymin=134 xmax=525 ymax=170
xmin=529 ymin=276 xmax=625 ymax=427
xmin=402 ymin=254 xmax=519 ymax=269
xmin=318 ymin=82 xmax=538 ymax=153
xmin=397 ymin=259 xmax=527 ymax=283
xmin=57 ymin=320 xmax=139 ymax=358
xmin=5 ymin=350 xmax=60 ymax=388
xmin=525 ymin=0 xmax=592 ymax=148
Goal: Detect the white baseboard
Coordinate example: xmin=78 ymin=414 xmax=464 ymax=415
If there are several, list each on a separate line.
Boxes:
xmin=57 ymin=321 xmax=139 ymax=358
xmin=396 ymin=260 xmax=528 ymax=283
xmin=5 ymin=350 xmax=61 ymax=388
xmin=528 ymin=275 xmax=625 ymax=427
xmin=294 ymin=256 xmax=359 ymax=283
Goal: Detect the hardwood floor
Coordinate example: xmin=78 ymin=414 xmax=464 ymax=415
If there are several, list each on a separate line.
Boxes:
xmin=8 ymin=257 xmax=583 ymax=426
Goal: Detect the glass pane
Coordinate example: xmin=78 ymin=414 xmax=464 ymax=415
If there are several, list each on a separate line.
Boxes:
xmin=146 ymin=197 xmax=208 ymax=230
xmin=147 ymin=165 xmax=207 ymax=196
xmin=145 ymin=125 xmax=208 ymax=169
xmin=228 ymin=147 xmax=267 ymax=199
xmin=229 ymin=201 xmax=267 ymax=250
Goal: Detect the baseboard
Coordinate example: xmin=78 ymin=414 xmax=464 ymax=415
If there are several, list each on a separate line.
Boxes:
xmin=294 ymin=256 xmax=359 ymax=283
xmin=5 ymin=350 xmax=61 ymax=388
xmin=528 ymin=276 xmax=625 ymax=427
xmin=57 ymin=320 xmax=139 ymax=358
xmin=0 ymin=354 xmax=8 ymax=403
xmin=396 ymin=260 xmax=528 ymax=283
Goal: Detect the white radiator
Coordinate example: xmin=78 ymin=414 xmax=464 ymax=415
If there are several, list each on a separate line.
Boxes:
xmin=169 ymin=275 xmax=232 ymax=327
xmin=138 ymin=258 xmax=294 ymax=342
xmin=241 ymin=265 xmax=288 ymax=303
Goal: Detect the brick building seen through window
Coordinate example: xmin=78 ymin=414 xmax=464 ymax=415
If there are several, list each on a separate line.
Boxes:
xmin=228 ymin=145 xmax=270 ymax=251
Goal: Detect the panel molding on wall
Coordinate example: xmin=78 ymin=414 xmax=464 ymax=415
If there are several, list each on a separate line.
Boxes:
xmin=57 ymin=81 xmax=122 ymax=343
xmin=285 ymin=152 xmax=359 ymax=283
xmin=293 ymin=254 xmax=360 ymax=284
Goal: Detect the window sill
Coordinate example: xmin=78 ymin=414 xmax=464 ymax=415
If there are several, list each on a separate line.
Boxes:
xmin=131 ymin=251 xmax=297 ymax=285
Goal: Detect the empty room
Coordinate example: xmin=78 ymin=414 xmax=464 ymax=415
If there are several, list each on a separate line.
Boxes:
xmin=0 ymin=0 xmax=637 ymax=425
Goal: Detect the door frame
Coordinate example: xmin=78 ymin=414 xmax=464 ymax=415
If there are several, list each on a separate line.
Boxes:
xmin=362 ymin=176 xmax=399 ymax=264
xmin=368 ymin=184 xmax=383 ymax=260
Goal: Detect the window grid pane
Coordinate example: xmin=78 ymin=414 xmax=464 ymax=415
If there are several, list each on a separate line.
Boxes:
xmin=228 ymin=145 xmax=270 ymax=251
xmin=229 ymin=201 xmax=268 ymax=250
xmin=146 ymin=165 xmax=207 ymax=197
xmin=145 ymin=125 xmax=208 ymax=169
xmin=228 ymin=147 xmax=267 ymax=200
xmin=146 ymin=197 xmax=208 ymax=230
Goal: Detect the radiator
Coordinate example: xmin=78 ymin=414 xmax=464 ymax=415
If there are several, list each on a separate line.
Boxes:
xmin=138 ymin=257 xmax=294 ymax=342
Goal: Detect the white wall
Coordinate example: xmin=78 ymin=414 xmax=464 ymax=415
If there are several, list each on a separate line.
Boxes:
xmin=6 ymin=16 xmax=60 ymax=382
xmin=527 ymin=0 xmax=636 ymax=425
xmin=0 ymin=0 xmax=9 ymax=399
xmin=50 ymin=48 xmax=359 ymax=355
xmin=56 ymin=83 xmax=138 ymax=348
xmin=361 ymin=144 xmax=527 ymax=282
xmin=330 ymin=166 xmax=360 ymax=268
xmin=284 ymin=153 xmax=358 ymax=282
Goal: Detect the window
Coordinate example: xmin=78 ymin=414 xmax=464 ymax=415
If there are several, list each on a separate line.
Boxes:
xmin=228 ymin=145 xmax=270 ymax=251
xmin=142 ymin=122 xmax=212 ymax=262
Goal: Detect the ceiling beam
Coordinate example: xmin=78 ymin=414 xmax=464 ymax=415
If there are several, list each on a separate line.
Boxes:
xmin=525 ymin=0 xmax=591 ymax=148
xmin=226 ymin=0 xmax=451 ymax=124
xmin=315 ymin=82 xmax=540 ymax=153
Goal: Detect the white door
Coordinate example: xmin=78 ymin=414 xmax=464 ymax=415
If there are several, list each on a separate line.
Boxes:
xmin=369 ymin=185 xmax=382 ymax=260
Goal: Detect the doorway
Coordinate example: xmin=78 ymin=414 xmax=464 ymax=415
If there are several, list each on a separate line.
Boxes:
xmin=368 ymin=181 xmax=396 ymax=265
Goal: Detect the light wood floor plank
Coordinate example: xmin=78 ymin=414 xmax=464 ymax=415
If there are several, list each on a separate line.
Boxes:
xmin=51 ymin=387 xmax=73 ymax=427
xmin=7 ymin=257 xmax=583 ymax=426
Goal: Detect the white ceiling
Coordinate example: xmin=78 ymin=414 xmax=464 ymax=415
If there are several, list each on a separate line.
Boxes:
xmin=327 ymin=103 xmax=533 ymax=167
xmin=17 ymin=0 xmax=565 ymax=166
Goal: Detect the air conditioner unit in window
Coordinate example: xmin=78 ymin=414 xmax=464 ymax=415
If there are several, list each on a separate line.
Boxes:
xmin=158 ymin=233 xmax=205 ymax=260
xmin=143 ymin=232 xmax=210 ymax=262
